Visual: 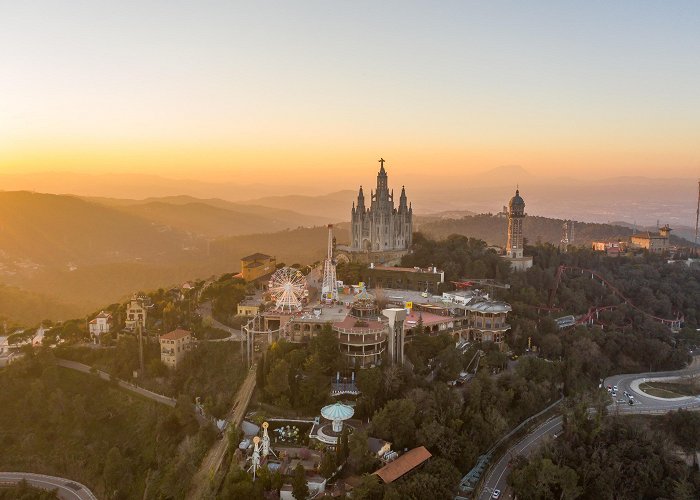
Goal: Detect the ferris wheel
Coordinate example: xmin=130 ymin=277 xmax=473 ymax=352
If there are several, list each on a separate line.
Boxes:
xmin=268 ymin=267 xmax=307 ymax=312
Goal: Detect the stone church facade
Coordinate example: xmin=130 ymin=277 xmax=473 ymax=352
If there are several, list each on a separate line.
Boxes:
xmin=350 ymin=159 xmax=413 ymax=253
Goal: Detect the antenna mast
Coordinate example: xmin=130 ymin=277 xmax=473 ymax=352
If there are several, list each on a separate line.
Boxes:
xmin=695 ymin=179 xmax=700 ymax=255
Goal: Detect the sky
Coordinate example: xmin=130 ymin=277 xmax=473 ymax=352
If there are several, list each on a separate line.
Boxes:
xmin=1 ymin=1 xmax=699 ymax=185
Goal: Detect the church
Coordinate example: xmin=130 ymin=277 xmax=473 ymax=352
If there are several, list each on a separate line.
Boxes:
xmin=350 ymin=159 xmax=413 ymax=253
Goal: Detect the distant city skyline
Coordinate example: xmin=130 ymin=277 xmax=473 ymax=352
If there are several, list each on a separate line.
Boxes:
xmin=2 ymin=1 xmax=700 ymax=183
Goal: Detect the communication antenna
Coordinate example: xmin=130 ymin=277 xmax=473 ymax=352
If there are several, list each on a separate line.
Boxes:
xmin=695 ymin=179 xmax=699 ymax=255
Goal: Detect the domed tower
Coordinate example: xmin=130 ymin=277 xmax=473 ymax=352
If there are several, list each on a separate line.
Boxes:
xmin=506 ymin=188 xmax=526 ymax=259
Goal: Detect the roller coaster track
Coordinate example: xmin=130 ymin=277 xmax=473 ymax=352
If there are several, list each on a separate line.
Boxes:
xmin=547 ymin=265 xmax=684 ymax=330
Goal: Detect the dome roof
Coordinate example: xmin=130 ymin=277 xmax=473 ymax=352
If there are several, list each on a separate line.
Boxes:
xmin=321 ymin=402 xmax=355 ymax=421
xmin=509 ymin=189 xmax=525 ymax=208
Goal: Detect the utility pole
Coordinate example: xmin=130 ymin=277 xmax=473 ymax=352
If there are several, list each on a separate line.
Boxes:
xmin=695 ymin=179 xmax=699 ymax=256
xmin=138 ymin=322 xmax=145 ymax=376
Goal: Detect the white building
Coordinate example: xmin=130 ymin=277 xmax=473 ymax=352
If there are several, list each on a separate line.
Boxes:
xmin=89 ymin=311 xmax=112 ymax=343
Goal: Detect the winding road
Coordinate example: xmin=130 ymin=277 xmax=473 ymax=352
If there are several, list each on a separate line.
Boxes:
xmin=197 ymin=301 xmax=243 ymax=342
xmin=0 ymin=472 xmax=97 ymax=500
xmin=477 ymin=356 xmax=700 ymax=499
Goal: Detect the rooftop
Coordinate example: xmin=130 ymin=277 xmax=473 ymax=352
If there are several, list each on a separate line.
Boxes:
xmin=241 ymin=252 xmax=273 ymax=262
xmin=374 ymin=446 xmax=432 ymax=483
xmin=160 ymin=329 xmax=191 ymax=341
xmin=463 ymin=299 xmax=512 ymax=314
xmin=404 ymin=310 xmax=452 ymax=327
xmin=371 ymin=265 xmax=442 ymax=274
xmin=320 ymin=402 xmax=355 ymax=421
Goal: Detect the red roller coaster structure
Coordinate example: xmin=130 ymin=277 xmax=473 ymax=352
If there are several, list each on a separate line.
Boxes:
xmin=547 ymin=265 xmax=684 ymax=331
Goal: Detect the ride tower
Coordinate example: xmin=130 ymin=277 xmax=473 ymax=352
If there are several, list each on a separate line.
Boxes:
xmin=321 ymin=225 xmax=339 ymax=303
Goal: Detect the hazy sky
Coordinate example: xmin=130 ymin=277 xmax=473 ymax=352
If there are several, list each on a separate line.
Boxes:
xmin=2 ymin=1 xmax=699 ymax=184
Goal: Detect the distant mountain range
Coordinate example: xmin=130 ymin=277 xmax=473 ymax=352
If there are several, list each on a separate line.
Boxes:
xmin=4 ymin=169 xmax=698 ymax=227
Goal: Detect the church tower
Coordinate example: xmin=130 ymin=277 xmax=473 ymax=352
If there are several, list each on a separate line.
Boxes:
xmin=506 ymin=188 xmax=525 ymax=258
xmin=350 ymin=159 xmax=412 ymax=253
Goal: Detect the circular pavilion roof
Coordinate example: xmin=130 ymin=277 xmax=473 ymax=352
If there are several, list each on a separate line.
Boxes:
xmin=353 ymin=289 xmax=375 ymax=302
xmin=321 ymin=402 xmax=355 ymax=421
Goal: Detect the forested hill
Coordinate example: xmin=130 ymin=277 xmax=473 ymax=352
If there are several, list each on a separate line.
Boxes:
xmin=415 ymin=213 xmax=691 ymax=247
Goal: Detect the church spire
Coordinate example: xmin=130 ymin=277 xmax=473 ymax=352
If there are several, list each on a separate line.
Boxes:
xmin=357 ymin=185 xmax=365 ymax=210
xmin=399 ymin=185 xmax=407 ymax=210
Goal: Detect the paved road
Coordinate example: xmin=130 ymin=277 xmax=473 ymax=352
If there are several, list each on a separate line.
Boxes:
xmin=187 ymin=365 xmax=257 ymax=499
xmin=0 ymin=472 xmax=97 ymax=500
xmin=57 ymin=358 xmax=176 ymax=407
xmin=478 ymin=356 xmax=700 ymax=499
xmin=604 ymin=355 xmax=700 ymax=414
xmin=479 ymin=416 xmax=564 ymax=499
xmin=198 ymin=301 xmax=243 ymax=342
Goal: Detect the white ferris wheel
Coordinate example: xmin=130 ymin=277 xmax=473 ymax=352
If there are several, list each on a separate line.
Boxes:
xmin=268 ymin=267 xmax=307 ymax=312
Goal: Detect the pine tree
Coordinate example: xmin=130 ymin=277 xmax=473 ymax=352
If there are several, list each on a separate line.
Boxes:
xmin=291 ymin=463 xmax=309 ymax=500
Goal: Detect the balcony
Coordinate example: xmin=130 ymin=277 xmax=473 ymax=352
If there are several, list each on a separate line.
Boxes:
xmin=336 ymin=332 xmax=387 ymax=346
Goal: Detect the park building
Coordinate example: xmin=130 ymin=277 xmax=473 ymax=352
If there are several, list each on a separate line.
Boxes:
xmin=630 ymin=225 xmax=672 ymax=254
xmin=363 ymin=263 xmax=445 ymax=294
xmin=331 ymin=289 xmax=388 ymax=369
xmin=239 ymin=253 xmax=277 ymax=282
xmin=159 ymin=329 xmax=192 ymax=369
xmin=461 ymin=299 xmax=512 ymax=344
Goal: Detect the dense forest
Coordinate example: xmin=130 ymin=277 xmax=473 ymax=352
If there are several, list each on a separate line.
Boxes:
xmin=415 ymin=213 xmax=692 ymax=248
xmin=510 ymin=408 xmax=700 ymax=499
xmin=0 ymin=350 xmax=214 ymax=499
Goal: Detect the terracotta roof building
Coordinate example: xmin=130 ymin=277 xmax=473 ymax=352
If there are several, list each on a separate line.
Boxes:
xmin=159 ymin=329 xmax=192 ymax=369
xmin=374 ymin=446 xmax=432 ymax=483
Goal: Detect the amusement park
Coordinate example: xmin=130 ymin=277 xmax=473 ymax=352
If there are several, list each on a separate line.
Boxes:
xmin=205 ymin=166 xmax=700 ymax=499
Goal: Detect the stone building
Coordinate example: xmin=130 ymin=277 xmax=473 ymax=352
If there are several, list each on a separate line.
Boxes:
xmin=350 ymin=159 xmax=412 ymax=253
xmin=630 ymin=225 xmax=672 ymax=254
xmin=159 ymin=329 xmax=192 ymax=369
xmin=502 ymin=188 xmax=533 ymax=271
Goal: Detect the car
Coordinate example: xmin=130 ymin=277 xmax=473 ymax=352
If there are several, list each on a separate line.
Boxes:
xmin=628 ymin=394 xmax=634 ymax=400
xmin=492 ymin=490 xmax=501 ymax=499
xmin=623 ymin=391 xmax=629 ymax=397
xmin=613 ymin=385 xmax=618 ymax=391
xmin=628 ymin=399 xmax=634 ymax=405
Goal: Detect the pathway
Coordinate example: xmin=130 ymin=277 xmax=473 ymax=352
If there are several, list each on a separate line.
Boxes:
xmin=187 ymin=365 xmax=257 ymax=499
xmin=57 ymin=358 xmax=176 ymax=407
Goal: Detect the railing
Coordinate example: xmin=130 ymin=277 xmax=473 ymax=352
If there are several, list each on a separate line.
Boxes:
xmin=333 ymin=326 xmax=386 ymax=335
xmin=336 ymin=333 xmax=387 ymax=346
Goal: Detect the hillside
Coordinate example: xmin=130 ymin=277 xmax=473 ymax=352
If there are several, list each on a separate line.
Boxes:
xmin=117 ymin=201 xmax=326 ymax=238
xmin=414 ymin=214 xmax=692 ymax=247
xmin=88 ymin=194 xmax=333 ymax=233
xmin=0 ymin=191 xmax=187 ymax=267
xmin=240 ymin=190 xmax=355 ymax=222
